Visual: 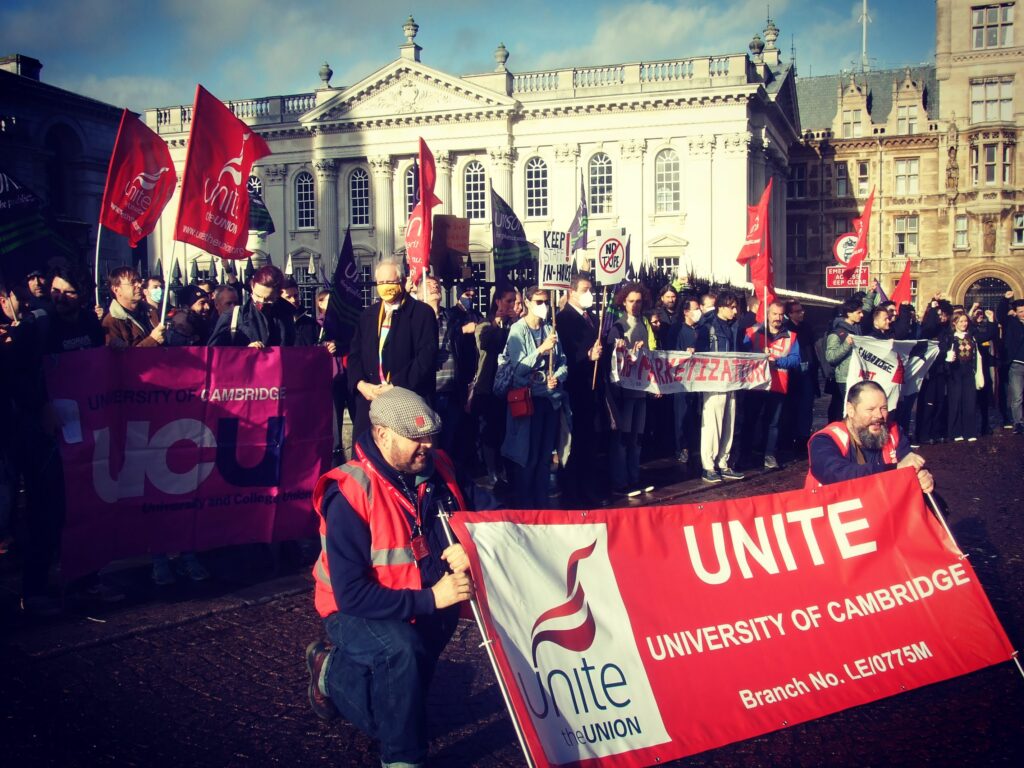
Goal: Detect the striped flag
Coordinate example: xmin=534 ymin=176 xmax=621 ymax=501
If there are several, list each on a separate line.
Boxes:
xmin=491 ymin=186 xmax=532 ymax=279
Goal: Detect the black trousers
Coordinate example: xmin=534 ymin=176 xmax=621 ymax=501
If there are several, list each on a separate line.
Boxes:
xmin=947 ymin=368 xmax=978 ymax=440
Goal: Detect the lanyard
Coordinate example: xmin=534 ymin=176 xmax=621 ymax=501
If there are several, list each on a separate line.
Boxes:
xmin=358 ymin=454 xmax=426 ymax=536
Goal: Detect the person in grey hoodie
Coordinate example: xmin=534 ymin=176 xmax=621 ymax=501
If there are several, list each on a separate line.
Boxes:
xmin=824 ymin=297 xmax=865 ymax=423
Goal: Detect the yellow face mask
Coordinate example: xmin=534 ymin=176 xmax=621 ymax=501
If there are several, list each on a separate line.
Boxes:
xmin=376 ymin=284 xmax=403 ymax=303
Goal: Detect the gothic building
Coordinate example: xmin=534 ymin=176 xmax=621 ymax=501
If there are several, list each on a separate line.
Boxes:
xmin=787 ymin=0 xmax=1023 ymax=307
xmin=142 ymin=16 xmax=800 ymax=309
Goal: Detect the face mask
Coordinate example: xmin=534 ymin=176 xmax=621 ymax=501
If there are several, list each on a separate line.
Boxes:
xmin=531 ymin=303 xmax=549 ymax=321
xmin=377 ymin=284 xmax=403 ymax=303
xmin=688 ymin=308 xmax=702 ymax=324
xmin=149 ymin=287 xmax=163 ymax=304
xmin=577 ymin=291 xmax=594 ymax=309
xmin=460 ymin=297 xmax=474 ymax=311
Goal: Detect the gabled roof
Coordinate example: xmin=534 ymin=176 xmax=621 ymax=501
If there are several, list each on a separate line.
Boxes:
xmin=794 ymin=65 xmax=938 ymax=131
xmin=300 ymin=59 xmax=516 ymax=127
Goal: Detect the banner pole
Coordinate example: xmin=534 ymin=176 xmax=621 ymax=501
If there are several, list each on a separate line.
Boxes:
xmin=93 ymin=227 xmax=104 ymax=308
xmin=548 ymin=289 xmax=557 ymax=376
xmin=436 ymin=504 xmax=537 ymax=768
xmin=160 ymin=242 xmax=177 ymax=325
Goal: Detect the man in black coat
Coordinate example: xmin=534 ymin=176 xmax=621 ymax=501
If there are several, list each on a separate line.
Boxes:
xmin=347 ymin=259 xmax=438 ymax=441
xmin=207 ymin=265 xmax=296 ymax=348
xmin=556 ymin=273 xmax=603 ymax=507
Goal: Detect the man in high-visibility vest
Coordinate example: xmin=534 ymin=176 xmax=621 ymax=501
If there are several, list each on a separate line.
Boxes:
xmin=305 ymin=387 xmax=490 ymax=768
xmin=807 ymin=380 xmax=934 ymax=493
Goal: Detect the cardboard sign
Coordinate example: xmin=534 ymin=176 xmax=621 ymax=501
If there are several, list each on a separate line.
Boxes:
xmin=540 ymin=230 xmax=572 ymax=290
xmin=596 ymin=237 xmax=626 ymax=285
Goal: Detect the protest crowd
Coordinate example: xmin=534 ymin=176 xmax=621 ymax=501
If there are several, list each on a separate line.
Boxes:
xmin=2 ymin=252 xmax=1023 ymax=620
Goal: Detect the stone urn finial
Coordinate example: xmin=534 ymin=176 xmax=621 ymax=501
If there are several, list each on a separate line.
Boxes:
xmin=764 ymin=17 xmax=779 ymax=49
xmin=403 ymin=15 xmax=419 ymax=43
xmin=749 ymin=33 xmax=765 ymax=61
xmin=318 ymin=61 xmax=333 ymax=87
xmin=495 ymin=42 xmax=509 ymax=72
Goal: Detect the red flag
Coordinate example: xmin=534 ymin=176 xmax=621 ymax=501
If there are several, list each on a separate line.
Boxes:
xmin=405 ymin=138 xmax=442 ymax=282
xmin=100 ymin=109 xmax=177 ymax=248
xmin=890 ymin=259 xmax=913 ymax=306
xmin=844 ymin=186 xmax=875 ymax=275
xmin=736 ymin=179 xmax=775 ymax=321
xmin=174 ymin=85 xmax=271 ymax=260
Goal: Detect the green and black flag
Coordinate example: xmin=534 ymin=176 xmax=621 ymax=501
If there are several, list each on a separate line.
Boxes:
xmin=247 ymin=183 xmax=275 ymax=235
xmin=490 ymin=185 xmax=532 ymax=283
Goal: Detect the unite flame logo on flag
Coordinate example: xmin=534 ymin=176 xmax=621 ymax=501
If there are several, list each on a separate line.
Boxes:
xmin=465 ymin=522 xmax=670 ymax=765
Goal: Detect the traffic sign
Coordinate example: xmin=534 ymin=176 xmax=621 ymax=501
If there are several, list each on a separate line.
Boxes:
xmin=826 ymin=264 xmax=869 ymax=289
xmin=833 ymin=232 xmax=858 ymax=265
xmin=596 ymin=237 xmax=625 ymax=285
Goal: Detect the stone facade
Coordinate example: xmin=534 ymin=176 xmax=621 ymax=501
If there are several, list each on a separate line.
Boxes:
xmin=142 ymin=18 xmax=800 ymax=303
xmin=788 ymin=0 xmax=1023 ymax=308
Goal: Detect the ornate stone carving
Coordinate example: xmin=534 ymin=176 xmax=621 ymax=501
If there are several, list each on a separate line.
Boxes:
xmin=489 ymin=146 xmax=516 ymax=169
xmin=263 ymin=164 xmax=288 ymax=185
xmin=721 ymin=132 xmax=752 ymax=155
xmin=554 ymin=143 xmax=579 ymax=164
xmin=314 ymin=158 xmax=339 ymax=180
xmin=983 ymin=215 xmax=997 ymax=253
xmin=434 ymin=150 xmax=452 ymax=174
xmin=688 ymin=134 xmax=715 ymax=156
xmin=368 ymin=155 xmax=394 ymax=177
xmin=619 ymin=139 xmax=646 ymax=160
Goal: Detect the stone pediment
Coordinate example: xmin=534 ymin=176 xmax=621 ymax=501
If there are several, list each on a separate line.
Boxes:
xmin=302 ymin=61 xmax=516 ymax=126
xmin=647 ymin=233 xmax=689 ymax=248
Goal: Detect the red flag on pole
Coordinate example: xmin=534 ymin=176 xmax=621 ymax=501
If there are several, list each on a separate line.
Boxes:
xmin=844 ymin=186 xmax=875 ymax=275
xmin=174 ymin=85 xmax=271 ymax=260
xmin=736 ymin=179 xmax=775 ymax=321
xmin=890 ymin=258 xmax=913 ymax=306
xmin=405 ymin=138 xmax=442 ymax=283
xmin=100 ymin=109 xmax=177 ymax=248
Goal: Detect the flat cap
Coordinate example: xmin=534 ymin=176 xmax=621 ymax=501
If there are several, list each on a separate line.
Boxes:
xmin=369 ymin=387 xmax=442 ymax=438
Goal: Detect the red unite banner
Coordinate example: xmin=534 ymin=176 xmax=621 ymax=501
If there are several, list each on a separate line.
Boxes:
xmin=451 ymin=470 xmax=1014 ymax=767
xmin=44 ymin=347 xmax=332 ymax=581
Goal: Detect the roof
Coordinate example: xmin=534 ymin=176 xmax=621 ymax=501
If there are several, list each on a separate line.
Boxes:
xmin=794 ymin=65 xmax=938 ymax=132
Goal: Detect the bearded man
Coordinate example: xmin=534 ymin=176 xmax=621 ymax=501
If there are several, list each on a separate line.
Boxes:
xmin=806 ymin=380 xmax=934 ymax=492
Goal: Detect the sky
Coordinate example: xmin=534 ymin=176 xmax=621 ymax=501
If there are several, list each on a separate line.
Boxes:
xmin=1 ymin=0 xmax=937 ymax=112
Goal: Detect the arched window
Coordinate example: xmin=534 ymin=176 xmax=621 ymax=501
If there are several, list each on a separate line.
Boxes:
xmin=349 ymin=168 xmax=370 ymax=226
xmin=655 ymin=149 xmax=680 ymax=214
xmin=589 ymin=153 xmax=612 ymax=215
xmin=405 ymin=166 xmax=418 ymax=217
xmin=464 ymin=161 xmax=487 ymax=220
xmin=295 ymin=171 xmax=315 ymax=228
xmin=525 ymin=157 xmax=548 ymax=218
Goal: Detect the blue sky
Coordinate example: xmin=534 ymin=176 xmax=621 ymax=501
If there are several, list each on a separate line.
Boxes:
xmin=2 ymin=0 xmax=937 ymax=111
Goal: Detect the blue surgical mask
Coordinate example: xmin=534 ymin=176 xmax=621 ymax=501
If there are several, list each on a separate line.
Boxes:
xmin=460 ymin=297 xmax=474 ymax=311
xmin=150 ymin=287 xmax=163 ymax=304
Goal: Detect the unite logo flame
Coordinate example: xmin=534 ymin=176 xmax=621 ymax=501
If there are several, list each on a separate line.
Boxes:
xmin=217 ymin=133 xmax=250 ymax=186
xmin=530 ymin=540 xmax=598 ymax=666
xmin=128 ymin=167 xmax=171 ymax=192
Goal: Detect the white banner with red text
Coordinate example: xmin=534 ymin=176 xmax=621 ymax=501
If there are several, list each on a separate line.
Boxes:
xmin=610 ymin=347 xmax=772 ymax=394
xmin=845 ymin=336 xmax=940 ymax=410
xmin=450 ymin=470 xmax=1014 ymax=768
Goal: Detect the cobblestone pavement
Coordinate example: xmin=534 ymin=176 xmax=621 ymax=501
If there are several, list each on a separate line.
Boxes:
xmin=1 ymin=434 xmax=1022 ymax=767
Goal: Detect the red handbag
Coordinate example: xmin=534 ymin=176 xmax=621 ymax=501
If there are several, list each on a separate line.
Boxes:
xmin=507 ymin=386 xmax=534 ymax=418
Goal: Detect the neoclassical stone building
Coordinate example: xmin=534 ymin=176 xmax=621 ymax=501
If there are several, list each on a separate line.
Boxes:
xmin=143 ymin=16 xmax=800 ymax=308
xmin=787 ymin=0 xmax=1023 ymax=308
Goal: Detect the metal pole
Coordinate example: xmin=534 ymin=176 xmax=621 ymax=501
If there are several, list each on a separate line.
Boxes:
xmin=436 ymin=503 xmax=536 ymax=768
xmin=93 ymin=227 xmax=103 ymax=308
xmin=160 ymin=242 xmax=176 ymax=325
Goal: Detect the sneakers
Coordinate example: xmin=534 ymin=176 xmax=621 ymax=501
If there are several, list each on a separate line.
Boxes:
xmin=676 ymin=449 xmax=689 ymax=464
xmin=305 ymin=641 xmax=338 ymax=721
xmin=953 ymin=436 xmax=965 ymax=442
xmin=763 ymin=455 xmax=779 ymax=470
xmin=152 ymin=558 xmax=175 ymax=586
xmin=967 ymin=437 xmax=978 ymax=443
xmin=641 ymin=485 xmax=655 ymax=494
xmin=177 ymin=553 xmax=210 ymax=582
xmin=702 ymin=470 xmax=722 ymax=483
xmin=719 ymin=468 xmax=745 ymax=481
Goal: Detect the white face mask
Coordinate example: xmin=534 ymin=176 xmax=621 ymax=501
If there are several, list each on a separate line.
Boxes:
xmin=531 ymin=302 xmax=549 ymax=321
xmin=577 ymin=291 xmax=594 ymax=309
xmin=688 ymin=308 xmax=702 ymax=324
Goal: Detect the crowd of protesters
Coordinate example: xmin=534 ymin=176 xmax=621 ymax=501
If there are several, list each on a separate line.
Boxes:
xmin=2 ymin=255 xmax=1023 ymax=617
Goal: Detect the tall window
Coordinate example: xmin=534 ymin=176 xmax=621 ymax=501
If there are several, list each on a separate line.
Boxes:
xmin=405 ymin=166 xmax=418 ymax=217
xmin=1003 ymin=144 xmax=1015 ymax=184
xmin=842 ymin=109 xmax=862 ymax=138
xmin=589 ymin=153 xmax=613 ymax=215
xmin=894 ymin=215 xmax=919 ymax=255
xmin=654 ymin=149 xmax=681 ymax=213
xmin=464 ymin=161 xmax=486 ymax=220
xmin=295 ymin=171 xmax=315 ymax=229
xmin=972 ymin=4 xmax=1014 ymax=49
xmin=970 ymin=77 xmax=1014 ymax=122
xmin=897 ymin=105 xmax=918 ymax=134
xmin=525 ymin=157 xmax=548 ymax=218
xmin=971 ymin=142 xmax=1012 ymax=185
xmin=1014 ymin=212 xmax=1024 ymax=246
xmin=834 ymin=216 xmax=853 ymax=238
xmin=349 ymin=168 xmax=370 ymax=226
xmin=788 ymin=164 xmax=807 ymax=198
xmin=894 ymin=158 xmax=920 ymax=195
xmin=360 ymin=264 xmax=373 ymax=308
xmin=955 ymin=214 xmax=969 ymax=248
xmin=822 ymin=163 xmax=833 ymax=196
xmin=857 ymin=161 xmax=870 ymax=195
xmin=835 ymin=162 xmax=849 ymax=197
xmin=787 ymin=219 xmax=807 ymax=261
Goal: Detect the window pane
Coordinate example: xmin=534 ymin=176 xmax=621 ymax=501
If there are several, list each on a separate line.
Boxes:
xmin=349 ymin=169 xmax=369 ymax=226
xmin=464 ymin=161 xmax=486 ymax=220
xmin=405 ymin=167 xmax=417 ymax=217
xmin=655 ymin=149 xmax=680 ymax=212
xmin=589 ymin=153 xmax=613 ymax=215
xmin=295 ymin=171 xmax=315 ymax=228
xmin=525 ymin=157 xmax=548 ymax=218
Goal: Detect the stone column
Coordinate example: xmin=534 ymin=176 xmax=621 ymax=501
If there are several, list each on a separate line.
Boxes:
xmin=314 ymin=158 xmax=339 ymax=265
xmin=686 ymin=134 xmax=715 ymax=279
xmin=619 ymin=139 xmax=646 ymax=272
xmin=554 ymin=143 xmax=582 ymax=265
xmin=714 ymin=132 xmax=753 ymax=286
xmin=435 ymin=151 xmax=453 ymax=215
xmin=262 ymin=163 xmax=288 ymax=264
xmin=489 ymin=147 xmax=515 ymax=207
xmin=369 ymin=155 xmax=395 ymax=258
